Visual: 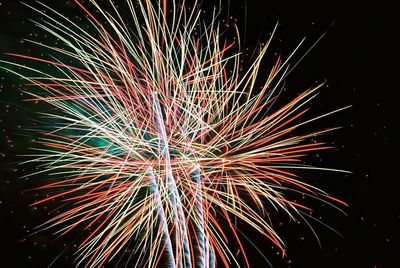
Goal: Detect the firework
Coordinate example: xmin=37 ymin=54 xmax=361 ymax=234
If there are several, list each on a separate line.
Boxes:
xmin=1 ymin=0 xmax=348 ymax=267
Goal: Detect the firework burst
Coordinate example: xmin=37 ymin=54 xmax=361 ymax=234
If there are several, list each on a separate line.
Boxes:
xmin=1 ymin=0 xmax=348 ymax=267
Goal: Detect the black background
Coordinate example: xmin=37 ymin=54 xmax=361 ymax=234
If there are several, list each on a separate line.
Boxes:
xmin=0 ymin=0 xmax=398 ymax=267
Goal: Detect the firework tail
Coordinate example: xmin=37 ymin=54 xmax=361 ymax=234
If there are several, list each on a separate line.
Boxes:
xmin=152 ymin=91 xmax=192 ymax=267
xmin=147 ymin=167 xmax=176 ymax=268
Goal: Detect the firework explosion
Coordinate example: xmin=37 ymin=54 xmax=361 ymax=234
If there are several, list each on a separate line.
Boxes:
xmin=1 ymin=0 xmax=348 ymax=267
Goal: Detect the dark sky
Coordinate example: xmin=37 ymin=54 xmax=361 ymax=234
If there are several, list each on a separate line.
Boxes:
xmin=0 ymin=0 xmax=398 ymax=267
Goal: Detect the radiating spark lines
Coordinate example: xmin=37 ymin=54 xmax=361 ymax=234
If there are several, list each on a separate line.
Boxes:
xmin=0 ymin=0 xmax=348 ymax=267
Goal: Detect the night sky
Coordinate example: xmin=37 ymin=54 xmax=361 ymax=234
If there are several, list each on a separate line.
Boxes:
xmin=0 ymin=0 xmax=398 ymax=267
